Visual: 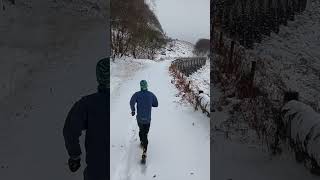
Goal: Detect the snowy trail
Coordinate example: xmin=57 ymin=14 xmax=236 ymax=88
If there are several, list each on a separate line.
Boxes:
xmin=110 ymin=60 xmax=210 ymax=180
xmin=0 ymin=18 xmax=106 ymax=179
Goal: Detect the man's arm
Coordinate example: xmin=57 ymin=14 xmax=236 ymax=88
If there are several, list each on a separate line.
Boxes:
xmin=63 ymin=98 xmax=87 ymax=159
xmin=130 ymin=93 xmax=137 ymax=112
xmin=152 ymin=94 xmax=158 ymax=107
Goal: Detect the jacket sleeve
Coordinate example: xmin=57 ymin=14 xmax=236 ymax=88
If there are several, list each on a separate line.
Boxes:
xmin=130 ymin=93 xmax=137 ymax=112
xmin=152 ymin=94 xmax=158 ymax=107
xmin=63 ymin=98 xmax=88 ymax=159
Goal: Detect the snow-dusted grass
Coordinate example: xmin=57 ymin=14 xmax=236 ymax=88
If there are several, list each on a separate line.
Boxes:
xmin=187 ymin=59 xmax=210 ymax=113
xmin=187 ymin=60 xmax=210 ymax=95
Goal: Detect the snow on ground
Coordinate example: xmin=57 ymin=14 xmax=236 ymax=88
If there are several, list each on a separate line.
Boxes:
xmin=282 ymin=100 xmax=320 ymax=165
xmin=212 ymin=94 xmax=320 ymax=180
xmin=213 ymin=132 xmax=320 ymax=180
xmin=110 ymin=59 xmax=209 ymax=180
xmin=157 ymin=40 xmax=195 ymax=60
xmin=110 ymin=58 xmax=154 ymax=96
xmin=145 ymin=0 xmax=157 ymax=13
xmin=50 ymin=0 xmax=107 ymax=18
xmin=0 ymin=0 xmax=106 ymax=102
xmin=187 ymin=59 xmax=210 ymax=96
xmin=187 ymin=59 xmax=210 ymax=112
xmin=0 ymin=1 xmax=107 ymax=179
xmin=0 ymin=21 xmax=106 ymax=180
xmin=249 ymin=0 xmax=320 ymax=110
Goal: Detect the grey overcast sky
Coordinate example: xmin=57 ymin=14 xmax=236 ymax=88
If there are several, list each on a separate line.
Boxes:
xmin=154 ymin=0 xmax=210 ymax=44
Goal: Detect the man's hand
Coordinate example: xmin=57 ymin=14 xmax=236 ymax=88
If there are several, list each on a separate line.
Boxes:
xmin=68 ymin=157 xmax=81 ymax=172
xmin=131 ymin=111 xmax=135 ymax=116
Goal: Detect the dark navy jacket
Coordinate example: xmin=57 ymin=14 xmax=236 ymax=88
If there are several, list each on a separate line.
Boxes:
xmin=63 ymin=88 xmax=109 ymax=180
xmin=130 ymin=90 xmax=158 ymax=124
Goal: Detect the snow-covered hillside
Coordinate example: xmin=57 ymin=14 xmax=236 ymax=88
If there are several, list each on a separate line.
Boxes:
xmin=249 ymin=0 xmax=320 ymax=110
xmin=157 ymin=40 xmax=195 ymax=60
xmin=145 ymin=0 xmax=157 ymax=13
xmin=212 ymin=0 xmax=320 ymax=178
xmin=110 ymin=58 xmax=155 ymax=96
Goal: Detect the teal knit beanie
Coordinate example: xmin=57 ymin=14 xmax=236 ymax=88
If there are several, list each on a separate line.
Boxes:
xmin=96 ymin=57 xmax=110 ymax=89
xmin=140 ymin=80 xmax=148 ymax=91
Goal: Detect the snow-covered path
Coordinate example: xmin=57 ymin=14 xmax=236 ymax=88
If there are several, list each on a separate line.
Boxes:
xmin=110 ymin=60 xmax=210 ymax=180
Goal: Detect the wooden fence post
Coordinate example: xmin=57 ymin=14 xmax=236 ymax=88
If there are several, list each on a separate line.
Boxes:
xmin=219 ymin=31 xmax=223 ymax=52
xmin=228 ymin=41 xmax=235 ymax=73
xmin=283 ymin=91 xmax=299 ymax=104
xmin=250 ymin=61 xmax=256 ymax=94
xmin=250 ymin=61 xmax=256 ymax=82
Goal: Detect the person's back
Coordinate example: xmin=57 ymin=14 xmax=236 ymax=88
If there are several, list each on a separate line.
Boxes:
xmin=83 ymin=90 xmax=109 ymax=179
xmin=63 ymin=58 xmax=109 ymax=180
xmin=131 ymin=90 xmax=158 ymax=124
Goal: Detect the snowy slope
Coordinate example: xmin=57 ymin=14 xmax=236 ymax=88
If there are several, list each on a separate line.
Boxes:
xmin=249 ymin=0 xmax=320 ymax=110
xmin=187 ymin=59 xmax=210 ymax=113
xmin=145 ymin=0 xmax=157 ymax=13
xmin=212 ymin=0 xmax=320 ymax=178
xmin=110 ymin=59 xmax=209 ymax=180
xmin=187 ymin=59 xmax=210 ymax=96
xmin=110 ymin=58 xmax=154 ymax=96
xmin=157 ymin=40 xmax=195 ymax=60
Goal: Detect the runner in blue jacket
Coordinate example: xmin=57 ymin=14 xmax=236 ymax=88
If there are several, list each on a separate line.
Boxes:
xmin=130 ymin=80 xmax=158 ymax=155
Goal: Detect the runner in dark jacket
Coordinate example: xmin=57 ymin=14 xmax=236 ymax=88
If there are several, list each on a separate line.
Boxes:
xmin=130 ymin=80 xmax=158 ymax=155
xmin=63 ymin=58 xmax=109 ymax=180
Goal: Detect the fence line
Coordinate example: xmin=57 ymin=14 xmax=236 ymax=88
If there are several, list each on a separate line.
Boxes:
xmin=170 ymin=57 xmax=210 ymax=117
xmin=214 ymin=27 xmax=320 ymax=175
xmin=171 ymin=57 xmax=207 ymax=76
xmin=215 ymin=0 xmax=308 ymax=48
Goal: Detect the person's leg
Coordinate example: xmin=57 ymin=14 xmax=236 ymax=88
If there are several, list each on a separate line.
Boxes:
xmin=137 ymin=122 xmax=143 ymax=146
xmin=142 ymin=123 xmax=150 ymax=152
xmin=83 ymin=167 xmax=88 ymax=180
xmin=137 ymin=122 xmax=150 ymax=151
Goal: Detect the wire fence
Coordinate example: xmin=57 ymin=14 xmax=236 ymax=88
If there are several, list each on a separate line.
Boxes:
xmin=170 ymin=57 xmax=210 ymax=117
xmin=171 ymin=57 xmax=207 ymax=76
